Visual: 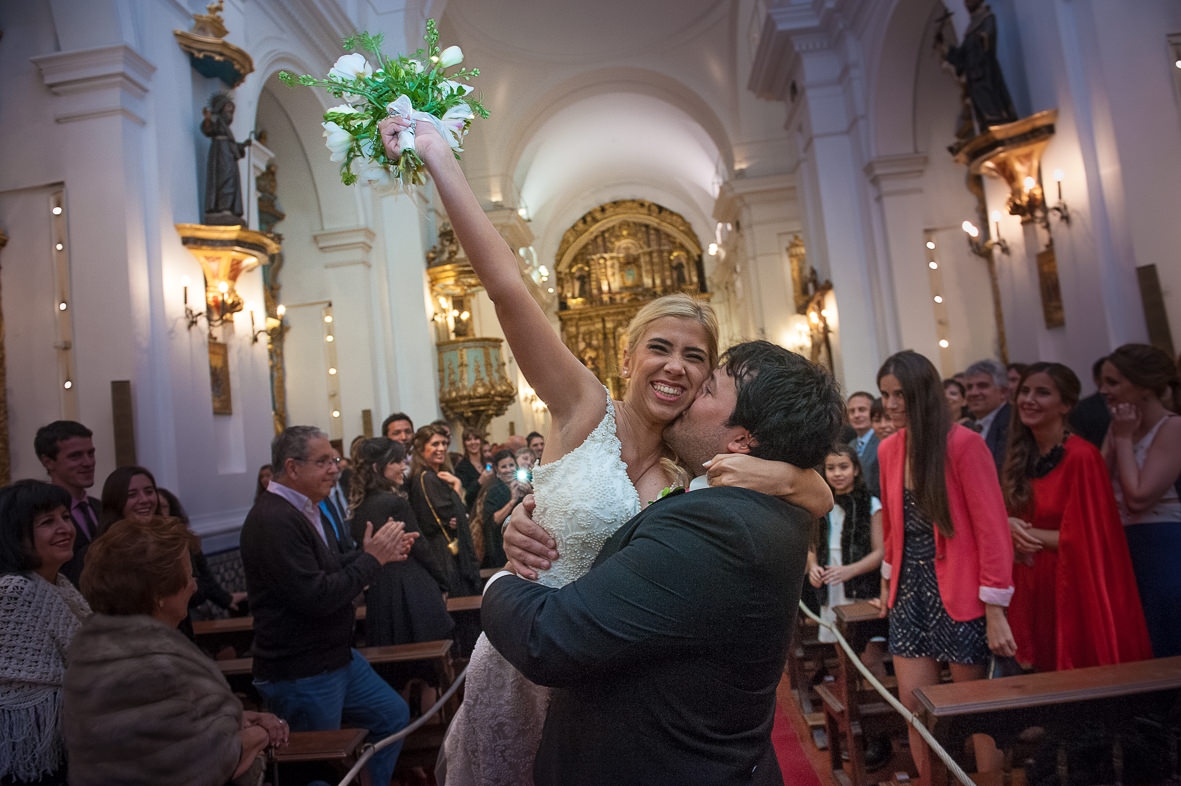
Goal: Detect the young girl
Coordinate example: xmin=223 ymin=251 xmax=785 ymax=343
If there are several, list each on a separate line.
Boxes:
xmin=808 ymin=445 xmax=883 ymax=643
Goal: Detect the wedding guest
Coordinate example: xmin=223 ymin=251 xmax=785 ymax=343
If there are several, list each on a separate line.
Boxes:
xmin=1102 ymin=343 xmax=1181 ymax=657
xmin=526 ymin=431 xmax=545 ymax=463
xmin=157 ymin=487 xmax=246 ymax=616
xmin=472 ymin=449 xmax=529 ymax=570
xmin=34 ymin=420 xmax=99 ymax=586
xmin=1006 ymin=362 xmax=1028 ymax=403
xmin=944 ymin=378 xmax=970 ymax=424
xmin=0 ymin=480 xmax=90 ymax=786
xmin=808 ymin=446 xmax=883 ymax=652
xmin=877 ymin=350 xmax=1014 ymax=779
xmin=240 ymin=426 xmax=413 ymax=786
xmin=97 ymin=466 xmax=159 ymax=533
xmin=871 ymin=398 xmax=896 ymax=439
xmin=254 ymin=465 xmax=272 ymax=504
xmin=846 ymin=391 xmax=880 ymax=497
xmin=1002 ymin=363 xmax=1152 ymax=670
xmin=408 ymin=425 xmax=481 ymax=598
xmin=1069 ymin=356 xmax=1111 ymax=447
xmin=383 ymin=412 xmax=415 ymax=448
xmin=348 ymin=438 xmax=452 ymax=651
xmin=964 ymin=358 xmax=1012 ymax=472
xmin=65 ymin=516 xmax=287 ymax=785
xmin=453 ymin=429 xmax=493 ymax=510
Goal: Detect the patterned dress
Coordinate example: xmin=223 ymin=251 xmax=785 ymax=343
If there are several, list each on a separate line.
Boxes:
xmin=887 ymin=490 xmax=989 ymax=664
xmin=439 ymin=392 xmax=640 ymax=785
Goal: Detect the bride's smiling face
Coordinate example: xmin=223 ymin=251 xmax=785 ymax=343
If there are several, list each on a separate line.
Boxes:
xmin=622 ymin=316 xmax=713 ymax=424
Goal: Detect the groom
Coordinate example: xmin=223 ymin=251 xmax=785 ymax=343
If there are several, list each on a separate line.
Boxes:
xmin=482 ymin=340 xmax=844 ymax=785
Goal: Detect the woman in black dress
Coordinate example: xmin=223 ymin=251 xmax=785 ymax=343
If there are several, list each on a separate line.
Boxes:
xmin=348 ymin=438 xmax=453 ymax=651
xmin=407 ymin=426 xmax=481 ymax=598
xmin=471 ymin=449 xmax=529 ymax=569
xmin=453 ymin=429 xmax=492 ymax=510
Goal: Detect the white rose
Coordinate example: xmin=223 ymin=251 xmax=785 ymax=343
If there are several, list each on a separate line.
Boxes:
xmin=441 ymin=80 xmax=474 ymax=97
xmin=438 ymin=46 xmax=463 ymax=68
xmin=439 ymin=103 xmax=473 ymax=149
xmin=322 ymin=121 xmax=353 ymax=163
xmin=326 ymin=104 xmax=363 ymax=124
xmin=329 ymin=52 xmax=373 ymax=82
xmin=357 ymin=162 xmax=394 ymax=190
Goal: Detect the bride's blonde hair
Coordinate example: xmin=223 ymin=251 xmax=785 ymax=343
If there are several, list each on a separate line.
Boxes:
xmin=624 ymin=293 xmax=719 ymax=371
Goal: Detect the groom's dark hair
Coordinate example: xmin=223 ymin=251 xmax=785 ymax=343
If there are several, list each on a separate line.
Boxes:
xmin=723 ymin=341 xmax=844 ymax=469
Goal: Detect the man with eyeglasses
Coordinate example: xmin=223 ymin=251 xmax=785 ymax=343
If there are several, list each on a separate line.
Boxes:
xmin=240 ymin=426 xmax=417 ymax=785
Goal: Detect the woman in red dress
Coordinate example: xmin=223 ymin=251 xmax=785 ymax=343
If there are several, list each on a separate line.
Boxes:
xmin=1001 ymin=362 xmax=1152 ymax=671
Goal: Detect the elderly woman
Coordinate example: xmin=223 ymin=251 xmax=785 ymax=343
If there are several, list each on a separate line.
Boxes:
xmin=0 ymin=480 xmax=91 ymax=786
xmin=63 ymin=516 xmax=287 ymax=786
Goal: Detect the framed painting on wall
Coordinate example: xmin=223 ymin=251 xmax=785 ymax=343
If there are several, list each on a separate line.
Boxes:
xmin=209 ymin=340 xmax=232 ymax=414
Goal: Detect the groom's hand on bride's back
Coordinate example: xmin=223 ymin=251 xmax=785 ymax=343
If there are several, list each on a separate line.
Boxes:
xmin=503 ymin=494 xmax=559 ymax=581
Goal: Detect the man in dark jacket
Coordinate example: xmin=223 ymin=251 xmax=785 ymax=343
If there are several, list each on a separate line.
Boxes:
xmin=240 ymin=426 xmax=413 ymax=786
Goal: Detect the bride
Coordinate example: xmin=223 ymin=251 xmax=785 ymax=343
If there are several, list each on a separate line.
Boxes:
xmin=380 ymin=116 xmax=829 ymax=784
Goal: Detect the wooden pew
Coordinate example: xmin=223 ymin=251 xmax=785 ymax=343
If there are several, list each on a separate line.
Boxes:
xmin=785 ymin=609 xmax=834 ymax=748
xmin=814 ymin=600 xmax=899 ymax=785
xmin=914 ymin=655 xmax=1181 ymax=785
xmin=217 ymin=639 xmax=454 ymax=677
xmin=446 ymin=594 xmax=482 ymax=614
xmin=269 ymin=727 xmax=368 ymax=785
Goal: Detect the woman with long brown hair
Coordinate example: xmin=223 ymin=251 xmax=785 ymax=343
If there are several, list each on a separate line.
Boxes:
xmin=348 ymin=437 xmax=452 ymax=649
xmin=1101 ymin=343 xmax=1181 ymax=657
xmin=407 ymin=424 xmax=481 ymax=599
xmin=876 ymin=350 xmax=1015 ymax=778
xmin=1002 ymin=362 xmax=1151 ymax=671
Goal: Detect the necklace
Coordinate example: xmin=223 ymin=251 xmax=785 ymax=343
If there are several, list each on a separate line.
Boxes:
xmin=1031 ymin=433 xmax=1069 ymax=479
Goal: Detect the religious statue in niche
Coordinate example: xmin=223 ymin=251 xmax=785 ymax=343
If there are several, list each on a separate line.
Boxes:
xmin=201 ymin=91 xmax=252 ymax=224
xmin=934 ymin=0 xmax=1018 ymax=138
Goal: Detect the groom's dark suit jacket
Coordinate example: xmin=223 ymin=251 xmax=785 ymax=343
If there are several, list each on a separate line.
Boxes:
xmin=482 ymin=486 xmax=812 ymax=786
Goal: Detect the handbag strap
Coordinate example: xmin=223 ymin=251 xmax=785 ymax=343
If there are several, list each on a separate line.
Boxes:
xmin=418 ymin=471 xmax=456 ymax=546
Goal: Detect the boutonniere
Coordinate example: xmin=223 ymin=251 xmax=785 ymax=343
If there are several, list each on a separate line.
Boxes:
xmin=649 ymin=485 xmax=685 ymax=506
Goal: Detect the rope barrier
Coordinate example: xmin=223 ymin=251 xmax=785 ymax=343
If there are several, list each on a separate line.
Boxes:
xmin=321 ymin=603 xmax=976 ymax=786
xmin=795 ymin=600 xmax=976 ymax=785
xmin=332 ymin=664 xmax=469 ymax=786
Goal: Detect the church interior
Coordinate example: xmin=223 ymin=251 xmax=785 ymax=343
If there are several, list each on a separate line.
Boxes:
xmin=2 ymin=0 xmax=1180 ymax=783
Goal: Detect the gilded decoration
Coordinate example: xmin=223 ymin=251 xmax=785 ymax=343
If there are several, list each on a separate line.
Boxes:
xmin=173 ymin=0 xmax=254 ymax=88
xmin=427 ymin=223 xmax=515 ymax=434
xmin=554 ymin=200 xmax=708 ymax=398
xmin=255 ymin=159 xmax=288 ymax=433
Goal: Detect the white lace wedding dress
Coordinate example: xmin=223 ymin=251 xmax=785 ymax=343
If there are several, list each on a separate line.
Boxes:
xmin=439 ymin=394 xmax=640 ymax=785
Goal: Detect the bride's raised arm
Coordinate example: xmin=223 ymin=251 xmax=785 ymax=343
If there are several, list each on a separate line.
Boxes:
xmin=380 ymin=117 xmax=604 ymax=437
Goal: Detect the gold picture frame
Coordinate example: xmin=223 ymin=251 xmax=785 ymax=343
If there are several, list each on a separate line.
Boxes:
xmin=209 ymin=339 xmax=232 ymax=414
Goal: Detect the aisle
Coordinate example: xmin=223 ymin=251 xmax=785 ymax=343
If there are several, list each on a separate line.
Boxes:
xmin=771 ymin=676 xmax=825 ymax=786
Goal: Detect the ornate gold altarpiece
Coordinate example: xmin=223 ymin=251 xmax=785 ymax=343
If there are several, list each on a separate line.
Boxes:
xmin=554 ymin=200 xmax=708 ymax=399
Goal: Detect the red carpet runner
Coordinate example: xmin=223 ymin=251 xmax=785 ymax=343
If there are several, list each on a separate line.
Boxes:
xmin=771 ymin=700 xmax=823 ymax=786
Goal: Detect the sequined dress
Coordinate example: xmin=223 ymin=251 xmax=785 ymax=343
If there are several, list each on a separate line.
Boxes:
xmin=439 ymin=393 xmax=640 ymax=785
xmin=887 ymin=490 xmax=989 ymax=664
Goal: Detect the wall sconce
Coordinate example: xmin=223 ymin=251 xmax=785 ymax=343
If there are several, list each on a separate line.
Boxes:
xmin=176 ymin=224 xmax=278 ymax=332
xmin=248 ymin=302 xmax=285 ymax=344
xmin=962 ymin=220 xmax=1010 ymax=257
xmin=1040 ymin=169 xmax=1071 ymax=228
xmin=183 ymin=276 xmax=243 ymax=329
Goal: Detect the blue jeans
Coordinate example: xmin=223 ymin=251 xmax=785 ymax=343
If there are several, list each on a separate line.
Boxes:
xmin=255 ymin=650 xmax=409 ymax=785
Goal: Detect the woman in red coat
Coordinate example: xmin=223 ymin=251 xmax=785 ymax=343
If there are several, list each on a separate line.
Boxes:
xmin=1002 ymin=363 xmax=1152 ymax=671
xmin=876 ymin=351 xmax=1016 ymax=779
